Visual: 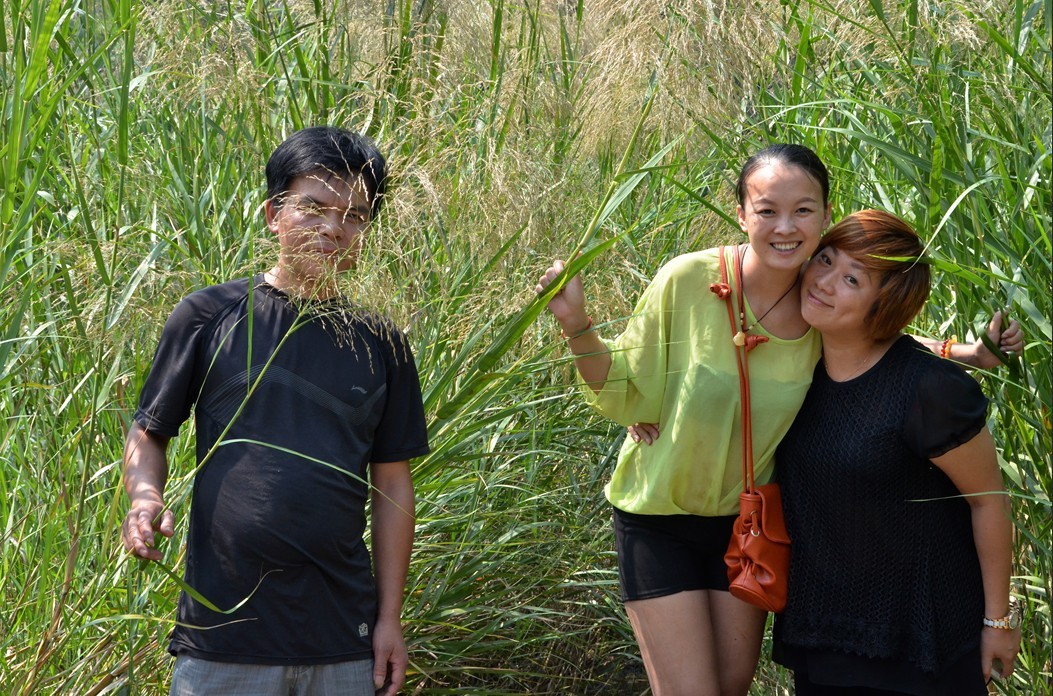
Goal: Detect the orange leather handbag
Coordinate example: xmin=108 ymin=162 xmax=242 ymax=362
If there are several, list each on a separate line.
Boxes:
xmin=711 ymin=245 xmax=791 ymax=613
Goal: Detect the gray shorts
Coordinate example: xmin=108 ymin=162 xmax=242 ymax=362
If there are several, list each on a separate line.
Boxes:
xmin=170 ymin=655 xmax=374 ymax=696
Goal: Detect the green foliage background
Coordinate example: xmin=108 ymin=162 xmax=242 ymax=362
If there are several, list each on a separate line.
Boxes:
xmin=1 ymin=0 xmax=1049 ymax=693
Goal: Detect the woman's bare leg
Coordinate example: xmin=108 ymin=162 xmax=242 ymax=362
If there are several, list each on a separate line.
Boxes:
xmin=708 ymin=591 xmax=767 ymax=695
xmin=626 ymin=590 xmax=716 ymax=696
xmin=625 ymin=590 xmax=766 ymax=696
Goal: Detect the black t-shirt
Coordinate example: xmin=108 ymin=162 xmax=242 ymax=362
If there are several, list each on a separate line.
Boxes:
xmin=772 ymin=335 xmax=988 ymax=692
xmin=134 ymin=276 xmax=429 ymax=664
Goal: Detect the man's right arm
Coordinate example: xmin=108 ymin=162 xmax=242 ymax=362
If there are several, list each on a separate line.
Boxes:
xmin=121 ymin=421 xmax=175 ymax=561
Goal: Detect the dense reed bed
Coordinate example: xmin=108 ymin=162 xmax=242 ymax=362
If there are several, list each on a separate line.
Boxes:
xmin=1 ymin=1 xmax=1049 ymax=693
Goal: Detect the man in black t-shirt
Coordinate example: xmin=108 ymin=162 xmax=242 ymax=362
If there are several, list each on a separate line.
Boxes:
xmin=121 ymin=127 xmax=428 ymax=696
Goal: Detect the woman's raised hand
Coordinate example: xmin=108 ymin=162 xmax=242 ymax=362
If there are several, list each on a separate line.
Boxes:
xmin=536 ymin=259 xmax=590 ymax=333
xmin=536 ymin=259 xmax=612 ymax=390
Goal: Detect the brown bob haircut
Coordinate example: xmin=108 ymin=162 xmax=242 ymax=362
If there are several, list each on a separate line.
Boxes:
xmin=815 ymin=209 xmax=931 ymax=341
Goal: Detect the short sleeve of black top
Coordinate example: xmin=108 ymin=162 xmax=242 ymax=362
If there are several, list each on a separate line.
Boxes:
xmin=134 ymin=277 xmax=429 ymax=665
xmin=772 ymin=336 xmax=988 ymax=691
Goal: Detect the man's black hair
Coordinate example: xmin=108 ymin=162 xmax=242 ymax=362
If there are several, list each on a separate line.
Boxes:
xmin=266 ymin=126 xmax=388 ymax=217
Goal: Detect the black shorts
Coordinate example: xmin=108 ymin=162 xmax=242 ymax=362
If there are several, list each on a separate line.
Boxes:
xmin=612 ymin=506 xmax=737 ymax=602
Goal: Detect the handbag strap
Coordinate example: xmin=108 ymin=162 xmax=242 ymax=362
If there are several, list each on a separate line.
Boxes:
xmin=716 ymin=246 xmax=757 ymax=494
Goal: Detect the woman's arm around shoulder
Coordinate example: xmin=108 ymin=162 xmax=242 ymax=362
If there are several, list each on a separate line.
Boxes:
xmin=915 ymin=310 xmax=1024 ymax=370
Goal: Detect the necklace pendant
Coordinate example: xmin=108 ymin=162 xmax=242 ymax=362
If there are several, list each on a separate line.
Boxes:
xmin=733 ymin=331 xmax=747 ymax=347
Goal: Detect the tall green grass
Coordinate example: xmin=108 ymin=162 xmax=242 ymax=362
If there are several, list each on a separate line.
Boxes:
xmin=1 ymin=1 xmax=1048 ymax=693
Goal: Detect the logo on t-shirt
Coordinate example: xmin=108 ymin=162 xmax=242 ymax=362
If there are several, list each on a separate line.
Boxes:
xmin=358 ymin=622 xmax=369 ymax=637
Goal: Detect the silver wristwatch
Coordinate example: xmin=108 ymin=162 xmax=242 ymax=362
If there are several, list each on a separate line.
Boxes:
xmin=983 ymin=597 xmax=1022 ymax=630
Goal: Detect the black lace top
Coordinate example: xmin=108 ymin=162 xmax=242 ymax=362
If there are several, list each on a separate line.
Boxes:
xmin=773 ymin=335 xmax=989 ymax=690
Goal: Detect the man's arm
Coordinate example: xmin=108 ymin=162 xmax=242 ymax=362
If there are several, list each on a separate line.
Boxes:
xmin=121 ymin=421 xmax=175 ymax=561
xmin=370 ymin=459 xmax=415 ymax=696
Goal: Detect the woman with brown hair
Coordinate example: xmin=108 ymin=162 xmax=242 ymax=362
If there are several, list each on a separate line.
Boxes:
xmin=773 ymin=210 xmax=1021 ymax=695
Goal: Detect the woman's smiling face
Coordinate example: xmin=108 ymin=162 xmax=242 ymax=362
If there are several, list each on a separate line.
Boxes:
xmin=800 ymin=245 xmax=882 ymax=336
xmin=736 ymin=161 xmax=831 ymax=273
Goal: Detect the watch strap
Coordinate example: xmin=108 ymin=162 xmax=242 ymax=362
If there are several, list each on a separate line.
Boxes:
xmin=983 ymin=597 xmax=1022 ymax=630
xmin=983 ymin=616 xmax=1013 ymax=629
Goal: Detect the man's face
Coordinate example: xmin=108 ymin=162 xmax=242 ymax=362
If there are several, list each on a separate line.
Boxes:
xmin=265 ymin=173 xmax=372 ymax=288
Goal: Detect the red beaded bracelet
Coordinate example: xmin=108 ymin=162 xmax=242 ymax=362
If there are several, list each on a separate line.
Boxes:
xmin=939 ymin=337 xmax=957 ymax=359
xmin=562 ymin=317 xmax=594 ymax=340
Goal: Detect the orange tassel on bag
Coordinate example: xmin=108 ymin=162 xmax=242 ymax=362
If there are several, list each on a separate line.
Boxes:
xmin=709 ymin=282 xmax=732 ymax=299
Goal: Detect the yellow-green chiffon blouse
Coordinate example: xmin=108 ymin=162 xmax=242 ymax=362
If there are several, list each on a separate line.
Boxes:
xmin=581 ymin=246 xmax=822 ymax=516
